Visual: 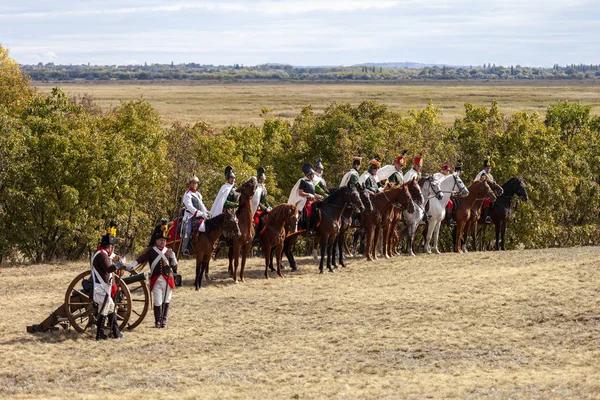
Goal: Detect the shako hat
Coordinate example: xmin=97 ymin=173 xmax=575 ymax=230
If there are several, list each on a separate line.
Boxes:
xmin=224 ymin=166 xmax=236 ymax=180
xmin=442 ymin=164 xmax=452 ymax=171
xmin=352 ymin=156 xmax=363 ymax=166
xmin=395 ymin=150 xmax=408 ymax=166
xmin=257 ymin=167 xmax=266 ymax=180
xmin=302 ymin=163 xmax=315 ymax=176
xmin=483 ymin=157 xmax=495 ymax=168
xmin=413 ymin=155 xmax=424 ymax=166
xmin=455 ymin=160 xmax=463 ymax=173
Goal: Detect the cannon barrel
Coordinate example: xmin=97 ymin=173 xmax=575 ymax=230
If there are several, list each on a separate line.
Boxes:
xmin=122 ymin=272 xmax=147 ymax=285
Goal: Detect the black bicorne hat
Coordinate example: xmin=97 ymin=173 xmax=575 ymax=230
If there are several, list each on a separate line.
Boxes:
xmin=99 ymin=220 xmax=118 ymax=247
xmin=152 ymin=218 xmax=170 ymax=244
xmin=302 ymin=163 xmax=315 ymax=176
xmin=224 ymin=166 xmax=236 ymax=179
xmin=315 ymin=157 xmax=324 ymax=170
xmin=257 ymin=167 xmax=266 ymax=179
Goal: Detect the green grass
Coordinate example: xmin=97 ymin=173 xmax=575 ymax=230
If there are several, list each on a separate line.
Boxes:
xmin=35 ymin=81 xmax=600 ymax=127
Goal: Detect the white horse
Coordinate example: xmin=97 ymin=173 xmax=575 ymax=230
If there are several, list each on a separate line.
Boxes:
xmin=402 ymin=176 xmax=439 ymax=256
xmin=424 ymin=174 xmax=469 ymax=254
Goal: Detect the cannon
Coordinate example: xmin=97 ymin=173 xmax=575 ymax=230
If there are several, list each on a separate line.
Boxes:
xmin=27 ymin=270 xmax=150 ymax=334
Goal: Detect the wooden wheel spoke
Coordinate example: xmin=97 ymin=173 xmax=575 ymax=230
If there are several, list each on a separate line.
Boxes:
xmin=131 ymin=298 xmax=145 ymax=302
xmin=129 ymin=286 xmax=144 ymax=294
xmin=131 ymin=309 xmax=142 ymax=317
xmin=70 ymin=289 xmax=91 ymax=301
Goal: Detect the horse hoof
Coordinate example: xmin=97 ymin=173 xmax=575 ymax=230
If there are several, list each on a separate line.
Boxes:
xmin=435 ymin=250 xmax=441 ymax=255
xmin=195 ymin=286 xmax=200 ymax=291
xmin=319 ymin=269 xmax=324 ymax=274
xmin=291 ymin=267 xmax=298 ymax=272
xmin=233 ymin=280 xmax=238 ymax=284
xmin=278 ymin=273 xmax=284 ymax=278
xmin=328 ymin=268 xmax=335 ymax=273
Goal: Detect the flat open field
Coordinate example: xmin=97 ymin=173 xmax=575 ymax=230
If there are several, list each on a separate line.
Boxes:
xmin=35 ymin=81 xmax=600 ymax=127
xmin=2 ymin=247 xmax=599 ymax=399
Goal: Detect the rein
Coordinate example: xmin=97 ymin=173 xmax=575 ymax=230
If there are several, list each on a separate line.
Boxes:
xmin=382 ymin=190 xmax=408 ymax=209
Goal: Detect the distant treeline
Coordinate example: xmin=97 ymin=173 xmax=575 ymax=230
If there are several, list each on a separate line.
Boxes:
xmin=21 ymin=62 xmax=600 ymax=82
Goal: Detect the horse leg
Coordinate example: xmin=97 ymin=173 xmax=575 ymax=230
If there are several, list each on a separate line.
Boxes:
xmin=194 ymin=258 xmax=202 ymax=291
xmin=326 ymin=237 xmax=334 ymax=272
xmin=364 ymin=226 xmax=374 ymax=261
xmin=501 ymin=221 xmax=507 ymax=251
xmin=338 ymin=231 xmax=347 ymax=268
xmin=263 ymin=243 xmax=271 ymax=279
xmin=471 ymin=222 xmax=478 ymax=252
xmin=276 ymin=245 xmax=285 ymax=278
xmin=227 ymin=245 xmax=234 ymax=277
xmin=372 ymin=224 xmax=381 ymax=261
xmin=331 ymin=233 xmax=339 ymax=269
xmin=455 ymin=222 xmax=464 ymax=253
xmin=284 ymin=238 xmax=297 ymax=271
xmin=424 ymin=220 xmax=433 ymax=254
xmin=231 ymin=242 xmax=240 ymax=283
xmin=382 ymin=222 xmax=391 ymax=259
xmin=408 ymin=223 xmax=416 ymax=257
xmin=240 ymin=244 xmax=250 ymax=283
xmin=319 ymin=236 xmax=327 ymax=273
xmin=433 ymin=221 xmax=442 ymax=254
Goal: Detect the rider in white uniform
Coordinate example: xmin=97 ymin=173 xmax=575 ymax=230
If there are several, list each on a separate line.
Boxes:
xmin=181 ymin=176 xmax=209 ymax=255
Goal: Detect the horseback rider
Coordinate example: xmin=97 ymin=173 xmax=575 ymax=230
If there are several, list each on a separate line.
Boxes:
xmin=446 ymin=161 xmax=463 ymax=227
xmin=403 ymin=155 xmax=423 ymax=182
xmin=126 ymin=219 xmax=178 ymax=328
xmin=474 ymin=158 xmax=496 ymax=224
xmin=377 ymin=151 xmax=407 ymax=185
xmin=313 ymin=157 xmax=330 ymax=198
xmin=211 ymin=166 xmax=240 ymax=218
xmin=251 ymin=167 xmax=272 ymax=230
xmin=340 ymin=156 xmax=363 ymax=188
xmin=181 ymin=176 xmax=210 ymax=256
xmin=91 ymin=221 xmax=131 ymax=340
xmin=360 ymin=157 xmax=384 ymax=194
xmin=433 ymin=164 xmax=457 ymax=226
xmin=288 ymin=163 xmax=323 ymax=235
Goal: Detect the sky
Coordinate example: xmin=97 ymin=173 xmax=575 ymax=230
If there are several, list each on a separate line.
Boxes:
xmin=0 ymin=0 xmax=598 ymax=67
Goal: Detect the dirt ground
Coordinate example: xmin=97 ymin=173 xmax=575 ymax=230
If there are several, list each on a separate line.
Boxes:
xmin=1 ymin=247 xmax=599 ymax=399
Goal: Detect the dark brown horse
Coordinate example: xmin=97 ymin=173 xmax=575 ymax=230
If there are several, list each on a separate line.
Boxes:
xmin=465 ymin=180 xmax=504 ymax=251
xmin=193 ymin=210 xmax=241 ymax=290
xmin=454 ymin=179 xmax=497 ymax=253
xmin=228 ymin=177 xmax=257 ymax=283
xmin=331 ymin=184 xmax=373 ymax=269
xmin=362 ymin=183 xmax=415 ymax=261
xmin=481 ymin=177 xmax=529 ymax=250
xmin=281 ymin=186 xmax=364 ymax=273
xmin=260 ymin=204 xmax=299 ymax=278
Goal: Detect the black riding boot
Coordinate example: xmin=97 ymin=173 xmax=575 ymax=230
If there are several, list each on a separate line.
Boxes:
xmin=446 ymin=210 xmax=456 ymax=226
xmin=160 ymin=303 xmax=170 ymax=328
xmin=108 ymin=313 xmax=124 ymax=339
xmin=483 ymin=207 xmax=492 ymax=224
xmin=95 ymin=315 xmax=108 ymax=341
xmin=154 ymin=306 xmax=161 ymax=328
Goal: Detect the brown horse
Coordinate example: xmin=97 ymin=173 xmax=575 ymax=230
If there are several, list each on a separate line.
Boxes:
xmin=260 ymin=204 xmax=299 ymax=278
xmin=193 ymin=210 xmax=241 ymax=290
xmin=228 ymin=177 xmax=257 ymax=283
xmin=454 ymin=179 xmax=497 ymax=253
xmin=465 ymin=180 xmax=504 ymax=251
xmin=362 ymin=183 xmax=414 ymax=261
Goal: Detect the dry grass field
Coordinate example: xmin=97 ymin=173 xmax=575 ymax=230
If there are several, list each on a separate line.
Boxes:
xmin=35 ymin=81 xmax=600 ymax=127
xmin=2 ymin=247 xmax=599 ymax=399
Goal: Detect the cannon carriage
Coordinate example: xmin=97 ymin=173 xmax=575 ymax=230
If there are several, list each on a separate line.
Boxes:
xmin=27 ymin=269 xmax=151 ymax=335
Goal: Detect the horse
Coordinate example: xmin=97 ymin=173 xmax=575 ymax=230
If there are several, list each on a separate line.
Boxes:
xmin=259 ymin=204 xmax=299 ymax=278
xmin=363 ymin=183 xmax=415 ymax=261
xmin=228 ymin=177 xmax=258 ymax=283
xmin=482 ymin=177 xmax=529 ymax=250
xmin=423 ymin=174 xmax=469 ymax=254
xmin=465 ymin=180 xmax=504 ymax=251
xmin=193 ymin=210 xmax=241 ymax=290
xmin=400 ymin=176 xmax=437 ymax=257
xmin=454 ymin=179 xmax=497 ymax=253
xmin=331 ymin=184 xmax=373 ymax=269
xmin=281 ymin=186 xmax=364 ymax=273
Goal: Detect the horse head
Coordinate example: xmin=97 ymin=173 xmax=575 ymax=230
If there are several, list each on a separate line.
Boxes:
xmin=407 ymin=178 xmax=424 ymax=205
xmin=488 ymin=180 xmax=504 ymax=197
xmin=345 ymin=186 xmax=365 ymax=213
xmin=513 ymin=177 xmax=529 ymax=201
xmin=238 ymin=176 xmax=257 ymax=198
xmin=452 ymin=174 xmax=469 ymax=197
xmin=479 ymin=180 xmax=497 ymax=202
xmin=285 ymin=205 xmax=299 ymax=234
xmin=357 ymin=184 xmax=374 ymax=213
xmin=429 ymin=176 xmax=444 ymax=200
xmin=224 ymin=208 xmax=242 ymax=239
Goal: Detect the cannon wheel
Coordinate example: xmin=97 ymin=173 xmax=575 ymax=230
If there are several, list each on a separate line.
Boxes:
xmin=64 ymin=271 xmax=132 ymax=334
xmin=123 ymin=274 xmax=151 ymax=330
